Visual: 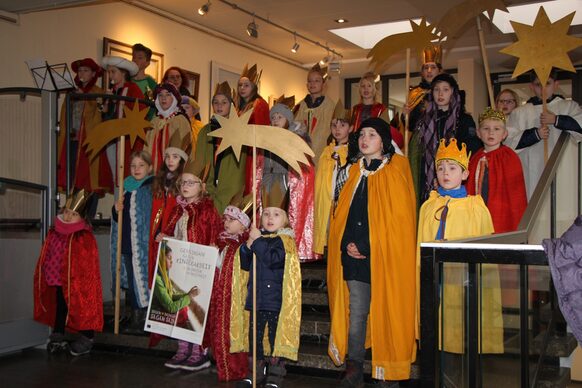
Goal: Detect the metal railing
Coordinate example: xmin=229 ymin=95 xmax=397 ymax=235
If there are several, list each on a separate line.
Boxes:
xmin=0 ymin=177 xmax=49 ymax=240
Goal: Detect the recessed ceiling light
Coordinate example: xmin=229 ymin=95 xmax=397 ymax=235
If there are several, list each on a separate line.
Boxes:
xmin=488 ymin=0 xmax=582 ymax=33
xmin=335 ymin=18 xmax=348 ymax=23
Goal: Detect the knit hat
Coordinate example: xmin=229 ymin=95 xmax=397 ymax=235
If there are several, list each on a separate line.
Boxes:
xmin=154 ymin=82 xmax=181 ymax=102
xmin=431 ymin=73 xmax=458 ymax=91
xmin=358 ymin=117 xmax=394 ymax=156
xmin=270 ymin=103 xmax=294 ymax=126
xmin=72 ymin=58 xmax=103 ymax=77
xmin=223 ymin=206 xmax=251 ymax=229
xmin=181 ymin=96 xmax=200 ymax=111
xmin=101 ymin=55 xmax=139 ymax=77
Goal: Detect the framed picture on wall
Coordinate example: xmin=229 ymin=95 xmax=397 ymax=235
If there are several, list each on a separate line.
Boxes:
xmin=102 ymin=37 xmax=164 ymax=87
xmin=210 ymin=61 xmax=241 ymax=117
xmin=183 ymin=70 xmax=200 ymax=101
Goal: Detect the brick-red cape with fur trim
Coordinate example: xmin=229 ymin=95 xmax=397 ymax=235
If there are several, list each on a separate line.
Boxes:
xmin=33 ymin=229 xmax=104 ymax=331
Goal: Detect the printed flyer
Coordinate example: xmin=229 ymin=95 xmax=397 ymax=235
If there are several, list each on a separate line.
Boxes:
xmin=145 ymin=238 xmax=217 ymax=344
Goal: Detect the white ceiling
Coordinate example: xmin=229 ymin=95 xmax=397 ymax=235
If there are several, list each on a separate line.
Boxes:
xmin=2 ymin=0 xmax=582 ymax=77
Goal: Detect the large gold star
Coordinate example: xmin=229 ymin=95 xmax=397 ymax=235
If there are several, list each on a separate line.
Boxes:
xmin=84 ymin=102 xmax=150 ymax=160
xmin=437 ymin=0 xmax=508 ymax=40
xmin=367 ymin=18 xmax=441 ymax=73
xmin=209 ymin=104 xmax=314 ymax=173
xmin=500 ymin=7 xmax=582 ymax=85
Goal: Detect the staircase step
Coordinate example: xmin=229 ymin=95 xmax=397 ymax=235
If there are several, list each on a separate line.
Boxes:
xmin=301 ymin=261 xmax=327 ymax=282
xmin=536 ymin=365 xmax=571 ymax=388
xmin=302 ymin=289 xmax=328 ymax=306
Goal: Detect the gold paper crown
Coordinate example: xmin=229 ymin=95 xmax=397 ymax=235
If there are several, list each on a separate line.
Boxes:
xmin=166 ymin=130 xmax=191 ymax=161
xmin=240 ymin=63 xmax=262 ymax=85
xmin=332 ymin=99 xmax=352 ymax=122
xmin=230 ymin=192 xmax=254 ymax=217
xmin=309 ymin=63 xmax=328 ymax=80
xmin=261 ymin=180 xmax=289 ymax=211
xmin=478 ymin=107 xmax=506 ymax=124
xmin=183 ymin=160 xmax=210 ymax=184
xmin=422 ymin=44 xmax=442 ymax=65
xmin=274 ymin=94 xmax=295 ymax=109
xmin=435 ymin=138 xmax=469 ymax=170
xmin=213 ymin=81 xmax=233 ymax=101
xmin=65 ymin=189 xmax=91 ymax=214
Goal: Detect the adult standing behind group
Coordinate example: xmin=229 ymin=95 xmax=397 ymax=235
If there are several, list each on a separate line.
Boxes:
xmin=294 ymin=63 xmax=336 ymax=164
xmin=234 ymin=64 xmax=270 ymax=196
xmin=58 ymin=58 xmax=113 ymax=210
xmin=101 ymin=56 xmax=145 ymax=181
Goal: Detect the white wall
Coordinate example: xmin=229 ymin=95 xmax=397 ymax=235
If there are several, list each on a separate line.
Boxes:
xmin=0 ymin=2 xmax=310 ymax=122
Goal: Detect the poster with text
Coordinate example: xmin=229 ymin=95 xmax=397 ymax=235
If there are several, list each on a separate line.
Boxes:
xmin=145 ymin=238 xmax=217 ymax=344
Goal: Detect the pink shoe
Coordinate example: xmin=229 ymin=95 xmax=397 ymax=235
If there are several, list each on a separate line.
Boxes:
xmin=164 ymin=340 xmax=192 ymax=369
xmin=180 ymin=345 xmax=211 ymax=371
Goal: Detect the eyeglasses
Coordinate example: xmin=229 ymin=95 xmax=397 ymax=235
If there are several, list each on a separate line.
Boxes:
xmin=498 ymin=99 xmax=516 ymax=105
xmin=167 ymin=75 xmax=182 ymax=80
xmin=180 ymin=180 xmax=202 ymax=187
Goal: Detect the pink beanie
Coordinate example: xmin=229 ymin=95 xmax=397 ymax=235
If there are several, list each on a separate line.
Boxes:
xmin=224 ymin=205 xmax=251 ymax=228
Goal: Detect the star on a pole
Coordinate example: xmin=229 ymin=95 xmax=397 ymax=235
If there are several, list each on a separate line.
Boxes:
xmin=437 ymin=0 xmax=508 ymax=40
xmin=367 ymin=18 xmax=441 ymax=73
xmin=84 ymin=102 xmax=150 ymax=160
xmin=209 ymin=104 xmax=314 ymax=173
xmin=499 ymin=7 xmax=582 ymax=85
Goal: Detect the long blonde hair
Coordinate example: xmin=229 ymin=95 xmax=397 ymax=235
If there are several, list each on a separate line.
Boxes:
xmin=359 ymin=72 xmax=379 ymax=103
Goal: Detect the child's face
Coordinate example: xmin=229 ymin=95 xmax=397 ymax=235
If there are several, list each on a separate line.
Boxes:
xmin=132 ymin=51 xmax=150 ymax=71
xmin=164 ymin=152 xmax=182 ymax=172
xmin=261 ymin=207 xmax=287 ymax=233
xmin=531 ymin=77 xmax=558 ymax=99
xmin=359 ymin=79 xmax=376 ymax=101
xmin=224 ymin=215 xmax=246 ymax=235
xmin=107 ymin=66 xmax=125 ymax=86
xmin=62 ymin=208 xmax=82 ymax=223
xmin=212 ymin=95 xmax=231 ymax=117
xmin=76 ymin=66 xmax=96 ymax=85
xmin=157 ymin=89 xmax=174 ymax=111
xmin=477 ymin=118 xmax=507 ymax=151
xmin=165 ymin=251 xmax=173 ymax=270
xmin=130 ymin=156 xmax=152 ymax=180
xmin=436 ymin=160 xmax=469 ymax=190
xmin=180 ymin=173 xmax=204 ymax=202
xmin=307 ymin=72 xmax=324 ymax=95
xmin=271 ymin=112 xmax=288 ymax=129
xmin=182 ymin=104 xmax=194 ymax=119
xmin=433 ymin=81 xmax=453 ymax=110
xmin=496 ymin=91 xmax=517 ymax=115
xmin=331 ymin=119 xmax=351 ymax=144
xmin=238 ymin=77 xmax=253 ymax=100
xmin=358 ymin=127 xmax=383 ymax=160
xmin=166 ymin=70 xmax=182 ymax=88
xmin=421 ymin=62 xmax=439 ymax=83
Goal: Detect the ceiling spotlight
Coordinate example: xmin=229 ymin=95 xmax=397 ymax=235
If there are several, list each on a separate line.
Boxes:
xmin=198 ymin=1 xmax=211 ymax=16
xmin=246 ymin=18 xmax=258 ymax=38
xmin=319 ymin=55 xmax=330 ymax=66
xmin=291 ymin=33 xmax=300 ymax=53
xmin=335 ymin=18 xmax=348 ymax=23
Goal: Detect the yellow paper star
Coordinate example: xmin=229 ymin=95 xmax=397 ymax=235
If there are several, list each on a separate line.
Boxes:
xmin=84 ymin=102 xmax=151 ymax=160
xmin=367 ymin=18 xmax=441 ymax=74
xmin=209 ymin=104 xmax=314 ymax=173
xmin=500 ymin=7 xmax=582 ymax=85
xmin=437 ymin=0 xmax=508 ymax=40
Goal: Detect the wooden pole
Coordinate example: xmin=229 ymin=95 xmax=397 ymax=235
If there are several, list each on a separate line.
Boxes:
xmin=476 ymin=16 xmax=496 ymax=108
xmin=114 ymin=135 xmax=125 ymax=335
xmin=252 ymin=126 xmax=257 ymax=388
xmin=404 ymin=48 xmax=411 ymax=157
xmin=542 ymin=87 xmax=549 ymax=163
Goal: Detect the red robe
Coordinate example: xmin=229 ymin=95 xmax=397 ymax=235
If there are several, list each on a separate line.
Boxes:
xmin=466 ymin=145 xmax=527 ymax=233
xmin=163 ymin=196 xmax=222 ymax=247
xmin=33 ymin=223 xmax=103 ymax=332
xmin=288 ymin=163 xmax=318 ymax=262
xmin=240 ymin=97 xmax=270 ymax=195
xmin=351 ymin=103 xmax=404 ymax=149
xmin=207 ymin=232 xmax=249 ymax=381
xmin=148 ymin=192 xmax=177 ymax=286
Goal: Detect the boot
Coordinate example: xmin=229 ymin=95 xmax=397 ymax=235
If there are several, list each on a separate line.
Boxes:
xmin=123 ymin=308 xmax=145 ymax=335
xmin=69 ymin=335 xmax=93 ymax=356
xmin=236 ymin=357 xmax=267 ymax=387
xmin=340 ymin=360 xmax=364 ymax=388
xmin=164 ymin=340 xmax=192 ymax=369
xmin=266 ymin=357 xmax=286 ymax=388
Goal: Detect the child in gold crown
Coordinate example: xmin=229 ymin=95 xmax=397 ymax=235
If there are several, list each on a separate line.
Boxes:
xmin=416 ymin=138 xmax=503 ymax=386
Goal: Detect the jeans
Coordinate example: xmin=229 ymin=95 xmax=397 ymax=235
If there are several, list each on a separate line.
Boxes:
xmin=347 ymin=280 xmax=371 ymax=362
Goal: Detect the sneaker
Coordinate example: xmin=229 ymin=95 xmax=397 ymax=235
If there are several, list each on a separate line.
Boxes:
xmin=47 ymin=333 xmax=68 ymax=354
xmin=69 ymin=335 xmax=93 ymax=356
xmin=164 ymin=341 xmax=192 ymax=369
xmin=180 ymin=354 xmax=211 ymax=372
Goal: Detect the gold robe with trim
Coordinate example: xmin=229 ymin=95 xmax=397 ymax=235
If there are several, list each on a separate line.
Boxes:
xmin=313 ymin=142 xmax=348 ymax=255
xmin=230 ymin=232 xmax=302 ymax=360
xmin=327 ymin=155 xmax=417 ymax=381
xmin=416 ymin=191 xmax=503 ymax=354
